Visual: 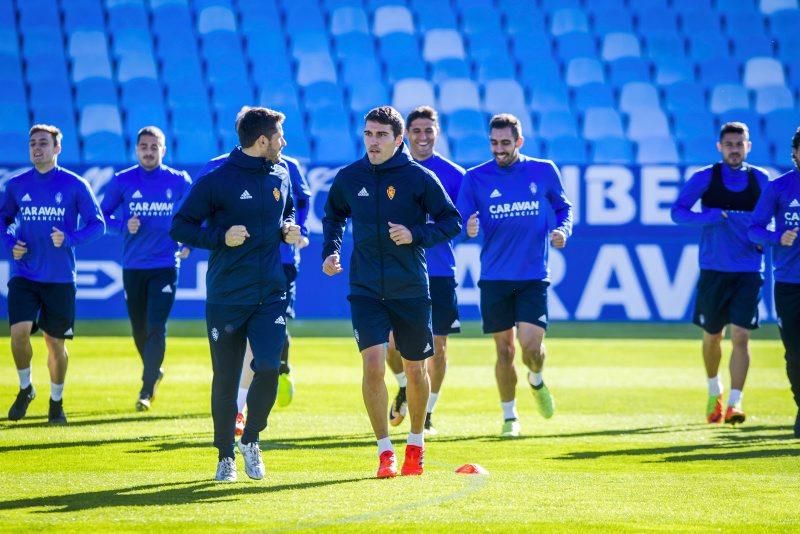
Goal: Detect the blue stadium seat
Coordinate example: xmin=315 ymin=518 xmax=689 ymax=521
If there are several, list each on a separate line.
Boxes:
xmin=717 ymin=109 xmax=761 ymax=133
xmin=681 ymin=10 xmax=721 ymax=35
xmin=743 ymin=57 xmax=786 ymax=88
xmin=747 ymin=139 xmax=773 ymax=165
xmin=285 ymin=3 xmax=326 ymax=33
xmin=583 ymin=107 xmax=625 ymax=141
xmin=710 ymin=84 xmax=751 ymax=113
xmin=334 ymin=32 xmax=376 ymax=61
xmin=551 ymin=8 xmax=590 ymax=36
xmin=591 ymin=9 xmax=634 ymax=35
xmin=541 ymin=0 xmax=581 ymax=12
xmin=413 ymin=0 xmax=458 ymax=31
xmin=538 ymin=110 xmax=579 ymax=140
xmin=592 ymin=137 xmax=635 ymax=164
xmin=0 ymin=105 xmax=29 ymax=134
xmin=636 ymin=8 xmax=678 ymax=36
xmin=25 ymin=52 xmax=71 ymax=86
xmin=22 ymin=29 xmax=64 ymax=59
xmin=673 ymin=0 xmax=713 ymax=13
xmin=259 ymin=80 xmax=301 ymax=112
xmin=68 ymin=31 xmax=109 ymax=59
xmin=444 ymin=109 xmax=486 ymax=141
xmin=565 ymin=58 xmax=604 ymax=86
xmin=637 ymin=137 xmax=679 ymax=164
xmin=171 ymin=104 xmax=214 ymax=139
xmin=529 ymin=83 xmax=571 ymax=113
xmin=82 ymin=132 xmax=128 ymax=164
xmin=308 ymin=105 xmax=351 ymax=140
xmin=0 ymin=1 xmax=15 ymax=28
xmin=314 ymin=136 xmax=358 ymax=163
xmin=30 ymin=79 xmax=72 ymax=111
xmin=253 ymin=55 xmax=294 ymax=88
xmin=769 ymin=9 xmax=800 ymax=38
xmin=688 ymin=34 xmax=731 ymax=62
xmin=197 ymin=5 xmax=237 ymax=33
xmin=511 ymin=32 xmax=553 ymax=64
xmin=755 ymin=86 xmax=794 ymax=114
xmin=698 ymin=57 xmax=741 ymax=85
xmin=80 ymin=104 xmax=124 ymax=136
xmin=608 ymin=57 xmax=652 ymax=87
xmin=468 ymin=33 xmax=509 ymax=63
xmin=572 ymin=83 xmax=615 ymax=112
xmin=75 ymin=78 xmax=118 ymax=108
xmin=430 ymin=58 xmax=471 ymax=83
xmin=392 ymin=78 xmax=435 ymax=116
xmin=484 ymin=80 xmax=526 ymax=116
xmin=461 ymin=6 xmax=503 ymax=37
xmin=0 ymin=29 xmax=19 ymax=58
xmin=296 ymin=56 xmax=338 ymax=86
xmin=723 ymin=12 xmax=769 ymax=41
xmin=349 ymin=83 xmax=390 ymax=117
xmin=763 ymin=109 xmax=800 ymax=145
xmin=341 ymin=56 xmax=382 ymax=87
xmin=423 ymin=29 xmax=465 ymax=62
xmin=627 ymin=109 xmax=671 ymax=141
xmin=173 ymin=131 xmax=219 ymax=164
xmin=474 ymin=53 xmax=516 ymax=83
xmin=0 ymin=55 xmax=23 ymax=85
xmin=654 ymin=56 xmax=695 ymax=86
xmin=681 ymin=137 xmax=720 ymax=165
xmin=503 ymin=4 xmax=546 ymax=36
xmin=124 ymin=105 xmax=169 ymax=139
xmin=152 ymin=6 xmax=194 ymax=41
xmin=18 ymin=0 xmax=60 ymax=31
xmin=644 ymin=34 xmax=685 ymax=62
xmin=303 ymin=81 xmax=346 ymax=112
xmin=0 ymin=133 xmax=34 ymax=163
xmin=108 ymin=4 xmax=149 ymax=32
xmin=118 ymin=54 xmax=159 ymax=82
xmin=545 ymin=136 xmax=588 ymax=164
xmin=629 ymin=0 xmax=669 ymax=13
xmin=520 ymin=58 xmax=563 ymax=91
xmin=735 ymin=35 xmax=776 ymax=62
xmin=787 ymin=59 xmax=800 ymax=87
xmin=385 ymin=54 xmax=427 ymax=84
xmin=72 ymin=56 xmax=114 ymax=83
xmin=776 ymin=34 xmax=800 ymax=62
xmin=438 ymin=80 xmax=481 ymax=113
xmin=325 ymin=0 xmax=363 ymax=11
xmin=760 ymin=0 xmax=798 ymax=15
xmin=672 ymin=110 xmax=717 ymax=141
xmin=723 ymin=0 xmax=759 ymax=15
xmin=330 ymin=6 xmax=369 ymax=35
xmin=619 ymin=82 xmax=661 ymax=113
xmin=601 ymin=33 xmax=641 ymax=61
xmin=373 ymin=6 xmax=415 ymax=36
xmin=450 ymin=135 xmax=489 ymax=165
xmin=556 ymin=33 xmax=598 ymax=60
xmin=209 ymin=79 xmax=254 ymax=110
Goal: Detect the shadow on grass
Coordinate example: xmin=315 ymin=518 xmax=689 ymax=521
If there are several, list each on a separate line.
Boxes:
xmin=0 ymin=412 xmax=208 ymax=431
xmin=0 ymin=476 xmax=371 ymax=514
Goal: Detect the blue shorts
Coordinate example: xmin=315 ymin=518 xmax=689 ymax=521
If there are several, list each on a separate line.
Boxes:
xmin=478 ymin=279 xmax=549 ymax=334
xmin=430 ymin=276 xmax=460 ymax=336
xmin=205 ymin=299 xmax=287 ymax=372
xmin=693 ymin=270 xmax=762 ymax=334
xmin=348 ymin=295 xmax=434 ymax=361
xmin=7 ymin=276 xmax=76 ymax=339
xmin=283 ymin=263 xmax=298 ymax=319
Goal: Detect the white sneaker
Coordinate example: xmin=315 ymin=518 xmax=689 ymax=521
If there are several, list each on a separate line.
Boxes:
xmin=214 ymin=457 xmax=237 ymax=482
xmin=238 ymin=441 xmax=265 ymax=480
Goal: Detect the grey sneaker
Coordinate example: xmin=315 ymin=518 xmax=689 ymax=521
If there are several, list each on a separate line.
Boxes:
xmin=238 ymin=441 xmax=265 ymax=480
xmin=214 ymin=457 xmax=237 ymax=482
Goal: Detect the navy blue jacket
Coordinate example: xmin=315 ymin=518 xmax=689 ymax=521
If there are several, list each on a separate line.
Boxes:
xmin=170 ymin=148 xmax=294 ymax=305
xmin=323 ymin=145 xmax=462 ymax=299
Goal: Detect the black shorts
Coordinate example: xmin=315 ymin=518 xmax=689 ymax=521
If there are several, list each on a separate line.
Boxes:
xmin=7 ymin=276 xmax=76 ymax=339
xmin=478 ymin=279 xmax=549 ymax=334
xmin=348 ymin=295 xmax=434 ymax=361
xmin=283 ymin=263 xmax=298 ymax=319
xmin=775 ymin=281 xmax=800 ymax=359
xmin=693 ymin=270 xmax=762 ymax=334
xmin=430 ymin=276 xmax=460 ymax=336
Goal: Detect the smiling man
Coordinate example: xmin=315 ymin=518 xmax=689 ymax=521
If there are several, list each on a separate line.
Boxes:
xmin=671 ymin=122 xmax=770 ymax=426
xmin=0 ymin=124 xmax=105 ymax=425
xmin=322 ymin=106 xmax=461 ymax=478
xmin=456 ymin=113 xmax=573 ymax=438
xmin=101 ymin=126 xmax=192 ymax=411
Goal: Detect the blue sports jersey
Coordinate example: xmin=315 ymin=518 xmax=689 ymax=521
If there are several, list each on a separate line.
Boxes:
xmin=198 ymin=152 xmax=310 ymax=268
xmin=419 ymin=153 xmax=465 ymax=277
xmin=671 ymin=163 xmax=769 ymax=273
xmin=749 ymin=169 xmax=800 ymax=283
xmin=456 ymin=154 xmax=572 ymax=282
xmin=0 ymin=166 xmax=105 ymax=283
xmin=101 ymin=164 xmax=192 ymax=269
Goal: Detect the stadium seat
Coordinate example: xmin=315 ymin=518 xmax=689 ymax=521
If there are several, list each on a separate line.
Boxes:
xmin=672 ymin=110 xmax=717 ymax=141
xmin=681 ymin=9 xmax=721 ymax=35
xmin=710 ymin=84 xmax=751 ymax=113
xmin=117 ymin=54 xmax=158 ymax=82
xmin=688 ymin=34 xmax=731 ymax=62
xmin=645 ymin=34 xmax=685 ymax=63
xmin=601 ymin=33 xmax=641 ymax=61
xmin=413 ymin=0 xmax=458 ymax=31
xmin=76 ymin=78 xmax=118 ymax=108
xmin=520 ymin=58 xmax=563 ymax=92
xmin=698 ymin=57 xmax=741 ymax=86
xmin=349 ymin=84 xmax=390 ymax=117
xmin=608 ymin=57 xmax=652 ymax=87
xmin=556 ymin=32 xmax=598 ymax=60
xmin=474 ymin=53 xmax=516 ymax=83
xmin=422 ymin=30 xmax=465 ymax=62
xmin=124 ymin=106 xmax=169 ymax=139
xmin=444 ymin=109 xmax=486 ymax=141
xmin=438 ymin=80 xmax=481 ymax=114
xmin=743 ymin=57 xmax=786 ymax=88
xmin=636 ymin=8 xmax=678 ymax=36
xmin=545 ymin=136 xmax=588 ymax=164
xmin=512 ymin=32 xmax=553 ymax=64
xmin=197 ymin=6 xmax=237 ymax=33
xmin=30 ymin=79 xmax=72 ymax=111
xmin=775 ymin=34 xmax=800 ymax=62
xmin=637 ymin=137 xmax=680 ymax=164
xmin=732 ymin=35 xmax=775 ymax=62
xmin=0 ymin=132 xmax=34 ymax=163
xmin=759 ymin=0 xmax=798 ymax=14
xmin=538 ymin=110 xmax=580 ymax=140
xmin=450 ymin=135 xmax=488 ymax=165
xmin=541 ymin=0 xmax=581 ymax=12
xmin=314 ymin=136 xmax=358 ymax=163
xmin=0 ymin=104 xmax=29 ymax=134
xmin=22 ymin=29 xmax=65 ymax=59
xmin=681 ymin=136 xmax=721 ymax=165
xmin=373 ymin=6 xmax=415 ymax=36
xmin=754 ymin=86 xmax=794 ymax=113
xmin=341 ymin=56 xmax=382 ymax=87
xmin=529 ymin=83 xmax=571 ymax=113
xmin=285 ymin=4 xmax=326 ymax=33
xmin=769 ymin=9 xmax=800 ymax=38
xmin=308 ymin=105 xmax=350 ymax=140
xmin=461 ymin=6 xmax=503 ymax=36
xmin=565 ymin=58 xmax=605 ymax=86
xmin=591 ymin=9 xmax=634 ymax=35
xmin=763 ymin=109 xmax=800 ymax=146
xmin=619 ymin=82 xmax=661 ymax=113
xmin=330 ymin=6 xmax=369 ymax=35
xmin=673 ymin=0 xmax=713 ymax=13
xmin=592 ymin=137 xmax=635 ymax=164
xmin=385 ymin=55 xmax=427 ymax=84
xmin=551 ymin=8 xmax=590 ymax=36
xmin=582 ymin=107 xmax=625 ymax=141
xmin=747 ymin=139 xmax=773 ymax=165
xmin=627 ymin=109 xmax=671 ymax=141
xmin=392 ymin=78 xmax=435 ymax=116
xmin=468 ymin=33 xmax=509 ymax=63
xmin=654 ymin=57 xmax=694 ymax=86
xmin=335 ymin=32 xmax=376 ymax=61
xmin=303 ymin=81 xmax=346 ymax=112
xmin=82 ymin=132 xmax=128 ymax=164
xmin=723 ymin=12 xmax=769 ymax=42
xmin=68 ymin=31 xmax=108 ymax=59
xmin=107 ymin=4 xmax=149 ymax=32
xmin=484 ymin=80 xmax=527 ymax=116
xmin=173 ymin=131 xmax=219 ymax=164
xmin=80 ymin=104 xmax=124 ymax=136
xmin=503 ymin=5 xmax=546 ymax=36
xmin=72 ymin=55 xmax=114 ymax=83
xmin=430 ymin=58 xmax=471 ymax=83
xmin=572 ymin=83 xmax=615 ymax=112
xmin=296 ymin=56 xmax=338 ymax=86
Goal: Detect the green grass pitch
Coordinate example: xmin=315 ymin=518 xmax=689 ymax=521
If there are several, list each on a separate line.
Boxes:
xmin=1 ymin=324 xmax=799 ymax=532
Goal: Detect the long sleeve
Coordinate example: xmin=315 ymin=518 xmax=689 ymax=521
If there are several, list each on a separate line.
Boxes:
xmin=288 ymin=163 xmax=310 ymax=234
xmin=66 ymin=180 xmax=105 ymax=247
xmin=455 ymin=173 xmax=478 ymax=239
xmin=0 ymin=187 xmax=19 ymax=252
xmin=99 ymin=177 xmax=125 ymax=235
xmin=671 ymin=171 xmax=725 ymax=225
xmin=411 ymin=173 xmax=462 ymax=248
xmin=281 ymin=181 xmax=296 ymax=243
xmin=322 ymin=177 xmax=349 ymax=259
xmin=170 ymin=176 xmax=225 ymax=250
xmin=547 ymin=163 xmax=573 ymax=238
xmin=748 ymin=182 xmax=781 ymax=246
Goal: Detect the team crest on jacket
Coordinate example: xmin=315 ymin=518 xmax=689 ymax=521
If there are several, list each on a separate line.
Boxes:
xmin=166 ymin=188 xmax=172 ymax=199
xmin=529 ymin=183 xmax=537 ymax=195
xmin=273 ymin=187 xmax=280 ymax=201
xmin=55 ymin=192 xmax=62 ymax=204
xmin=387 ymin=185 xmax=396 ymax=200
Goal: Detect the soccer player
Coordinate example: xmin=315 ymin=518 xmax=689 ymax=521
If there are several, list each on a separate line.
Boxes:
xmin=170 ymin=108 xmax=301 ymax=482
xmin=322 ymin=106 xmax=461 ymax=478
xmin=386 ymin=106 xmax=465 ymax=435
xmin=1 ymin=124 xmax=105 ymax=424
xmin=456 ymin=113 xmax=572 ymax=438
xmin=748 ymin=127 xmax=800 ymax=438
xmin=100 ymin=126 xmax=192 ymax=411
xmin=671 ymin=122 xmax=769 ymax=425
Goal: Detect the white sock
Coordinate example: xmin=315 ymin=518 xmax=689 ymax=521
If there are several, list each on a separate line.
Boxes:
xmin=528 ymin=371 xmax=543 ymax=388
xmin=377 ymin=437 xmax=394 ymax=454
xmin=728 ymin=389 xmax=743 ymax=406
xmin=426 ymin=392 xmax=439 ymax=413
xmin=395 ymin=372 xmax=407 ymax=388
xmin=236 ymin=387 xmax=249 ymax=413
xmin=501 ymin=400 xmax=518 ymax=421
xmin=50 ymin=382 xmax=64 ymax=402
xmin=407 ymin=432 xmax=424 ymax=447
xmin=708 ymin=376 xmax=723 ymax=397
xmin=18 ymin=368 xmax=31 ymax=389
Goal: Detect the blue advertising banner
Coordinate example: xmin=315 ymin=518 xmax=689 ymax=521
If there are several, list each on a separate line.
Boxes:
xmin=0 ymin=163 xmax=787 ymax=321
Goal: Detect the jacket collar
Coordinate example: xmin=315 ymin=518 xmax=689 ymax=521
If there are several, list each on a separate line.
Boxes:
xmin=362 ymin=144 xmax=413 ymax=171
xmin=228 ymin=146 xmax=274 ymax=173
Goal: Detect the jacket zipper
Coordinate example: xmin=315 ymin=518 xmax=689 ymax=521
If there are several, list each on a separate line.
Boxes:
xmin=258 ymin=171 xmax=266 ymax=304
xmin=373 ymin=165 xmax=385 ymax=300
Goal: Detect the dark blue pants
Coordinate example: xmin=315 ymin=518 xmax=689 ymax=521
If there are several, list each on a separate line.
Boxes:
xmin=206 ymin=299 xmax=286 ymax=459
xmin=775 ymin=282 xmax=800 ymax=409
xmin=123 ymin=268 xmax=177 ymax=396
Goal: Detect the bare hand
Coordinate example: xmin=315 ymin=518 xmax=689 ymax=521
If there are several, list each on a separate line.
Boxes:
xmin=296 ymin=235 xmax=310 ymax=250
xmin=466 ymin=211 xmax=479 ymax=238
xmin=550 ymin=229 xmax=566 ymax=248
xmin=51 ymin=227 xmax=65 ymax=247
xmin=12 ymin=240 xmax=27 ymax=260
xmin=780 ymin=227 xmax=799 ymax=246
xmin=388 ymin=222 xmax=412 ymax=245
xmin=128 ymin=214 xmax=141 ymax=234
xmin=282 ymin=223 xmax=301 ymax=244
xmin=225 ymin=225 xmax=250 ymax=247
xmin=177 ymin=247 xmax=191 ymax=259
xmin=323 ymin=253 xmax=343 ymax=276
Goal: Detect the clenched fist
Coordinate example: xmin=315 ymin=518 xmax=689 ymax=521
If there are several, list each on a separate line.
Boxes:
xmin=225 ymin=225 xmax=250 ymax=247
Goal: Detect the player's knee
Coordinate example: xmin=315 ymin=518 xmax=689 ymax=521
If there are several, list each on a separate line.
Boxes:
xmin=496 ymin=344 xmax=515 ymax=365
xmin=730 ymin=327 xmax=750 ymax=348
xmin=404 ymin=359 xmax=426 ymax=381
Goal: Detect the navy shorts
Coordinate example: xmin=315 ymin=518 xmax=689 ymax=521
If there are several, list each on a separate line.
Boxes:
xmin=430 ymin=276 xmax=460 ymax=336
xmin=348 ymin=295 xmax=434 ymax=361
xmin=7 ymin=276 xmax=76 ymax=339
xmin=283 ymin=263 xmax=298 ymax=319
xmin=478 ymin=279 xmax=549 ymax=334
xmin=693 ymin=270 xmax=762 ymax=334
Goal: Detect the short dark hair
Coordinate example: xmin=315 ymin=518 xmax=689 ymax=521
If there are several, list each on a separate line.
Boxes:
xmin=719 ymin=121 xmax=750 ymax=141
xmin=237 ymin=107 xmax=285 ymax=148
xmin=489 ymin=113 xmax=522 ymax=140
xmin=234 ymin=105 xmax=252 ymax=129
xmin=136 ymin=126 xmax=166 ymax=145
xmin=406 ymin=106 xmax=439 ymax=128
xmin=364 ymin=106 xmax=404 ymax=138
xmin=793 ymin=127 xmax=800 ymax=152
xmin=29 ymin=124 xmax=62 ymax=146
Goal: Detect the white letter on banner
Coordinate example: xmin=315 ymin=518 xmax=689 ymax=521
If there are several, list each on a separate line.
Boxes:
xmin=0 ymin=261 xmax=8 ymax=297
xmin=177 ymin=261 xmax=208 ymax=300
xmin=75 ymin=261 xmax=123 ymax=299
xmin=454 ymin=243 xmax=481 ymax=306
xmin=576 ymin=244 xmax=651 ymax=319
xmin=560 ymin=165 xmax=580 ymax=225
xmin=641 ymin=166 xmax=681 ymax=225
xmin=636 ymin=244 xmax=698 ymax=319
xmin=548 ymin=248 xmax=569 ymax=319
xmin=585 ymin=166 xmax=636 ymax=225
